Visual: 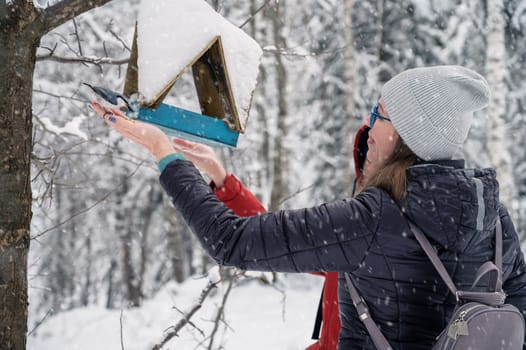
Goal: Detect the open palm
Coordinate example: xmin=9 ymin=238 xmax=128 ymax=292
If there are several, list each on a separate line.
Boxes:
xmin=172 ymin=138 xmax=227 ymax=185
xmin=91 ymin=101 xmax=174 ymax=160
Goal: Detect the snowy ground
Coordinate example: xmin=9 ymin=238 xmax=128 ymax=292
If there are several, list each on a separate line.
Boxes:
xmin=27 ymin=273 xmax=324 ymax=350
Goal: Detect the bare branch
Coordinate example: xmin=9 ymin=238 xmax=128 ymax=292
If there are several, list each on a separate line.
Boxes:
xmin=36 ymin=53 xmax=129 ymax=65
xmin=39 ymin=42 xmax=59 ymax=56
xmin=172 ymin=305 xmax=205 ymax=337
xmin=108 ymin=28 xmax=131 ymax=52
xmin=46 ymin=31 xmax=84 ymax=58
xmin=33 ymin=88 xmax=87 ymax=103
xmin=30 ymin=147 xmax=62 ymax=204
xmin=27 ymin=308 xmax=53 ymax=336
xmin=151 ymin=280 xmax=221 ymax=350
xmin=72 ymin=17 xmax=83 ymax=56
xmin=239 ymin=0 xmax=271 ymax=29
xmin=37 ymin=0 xmax=114 ymax=35
xmin=278 ymin=183 xmax=316 ymax=206
xmin=207 ymin=270 xmax=238 ymax=350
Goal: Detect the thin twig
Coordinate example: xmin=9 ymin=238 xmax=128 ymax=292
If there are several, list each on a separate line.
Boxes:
xmin=278 ymin=183 xmax=316 ymax=206
xmin=207 ymin=271 xmax=237 ymax=350
xmin=27 ymin=308 xmax=53 ymax=336
xmin=103 ymin=41 xmax=110 ymax=59
xmin=49 ymin=31 xmax=81 ymax=57
xmin=239 ymin=0 xmax=271 ymax=29
xmin=33 ymin=88 xmax=87 ymax=103
xmin=39 ymin=43 xmax=58 ymax=56
xmin=72 ymin=18 xmax=83 ymax=56
xmin=108 ymin=28 xmax=131 ymax=52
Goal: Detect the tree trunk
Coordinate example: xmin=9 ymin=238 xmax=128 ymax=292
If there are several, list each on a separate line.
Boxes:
xmin=342 ymin=0 xmax=356 ymax=194
xmin=166 ymin=212 xmax=187 ymax=283
xmin=249 ymin=0 xmax=270 ymax=206
xmin=117 ymin=179 xmax=142 ymax=307
xmin=105 ymin=259 xmax=117 ymax=309
xmin=172 ymin=230 xmax=186 ymax=283
xmin=0 ymin=23 xmax=39 ymax=350
xmin=122 ymin=234 xmax=142 ymax=306
xmin=269 ymin=0 xmax=288 ymax=211
xmin=486 ymin=0 xmax=515 ymax=209
xmin=81 ymin=235 xmax=92 ymax=306
xmin=1 ymin=1 xmax=114 ymax=347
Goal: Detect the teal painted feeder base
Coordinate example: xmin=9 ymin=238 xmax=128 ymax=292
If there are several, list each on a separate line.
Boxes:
xmin=130 ymin=103 xmax=240 ymax=148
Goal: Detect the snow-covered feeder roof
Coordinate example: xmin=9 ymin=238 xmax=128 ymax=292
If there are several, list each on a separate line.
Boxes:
xmin=137 ymin=0 xmax=262 ymax=132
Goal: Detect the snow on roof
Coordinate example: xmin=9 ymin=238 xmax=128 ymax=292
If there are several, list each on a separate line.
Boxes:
xmin=137 ymin=0 xmax=262 ymax=126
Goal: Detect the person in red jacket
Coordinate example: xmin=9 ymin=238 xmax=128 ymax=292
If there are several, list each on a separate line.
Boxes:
xmin=170 ymin=129 xmax=371 ymax=350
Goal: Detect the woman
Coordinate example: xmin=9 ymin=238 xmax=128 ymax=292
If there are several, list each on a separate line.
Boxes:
xmin=93 ymin=65 xmax=526 ymax=349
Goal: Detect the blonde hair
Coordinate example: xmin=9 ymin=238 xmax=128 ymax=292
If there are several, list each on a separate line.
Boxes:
xmin=358 ymin=139 xmax=417 ymax=201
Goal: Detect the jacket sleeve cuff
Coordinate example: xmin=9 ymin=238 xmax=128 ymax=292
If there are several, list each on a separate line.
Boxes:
xmin=158 ymin=153 xmax=186 ymax=172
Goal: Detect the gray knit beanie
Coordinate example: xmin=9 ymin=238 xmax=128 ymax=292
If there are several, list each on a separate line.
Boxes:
xmin=381 ymin=65 xmax=491 ymax=160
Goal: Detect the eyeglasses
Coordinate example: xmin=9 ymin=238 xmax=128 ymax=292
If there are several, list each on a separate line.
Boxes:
xmin=369 ymin=102 xmax=391 ymax=128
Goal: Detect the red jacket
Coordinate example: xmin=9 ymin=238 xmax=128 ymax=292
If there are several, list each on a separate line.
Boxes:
xmin=212 ymin=174 xmax=340 ymax=350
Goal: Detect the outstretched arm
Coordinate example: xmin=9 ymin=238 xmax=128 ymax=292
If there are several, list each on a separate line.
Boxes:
xmin=92 ymin=103 xmax=378 ymax=273
xmin=160 ymin=160 xmax=379 ymax=273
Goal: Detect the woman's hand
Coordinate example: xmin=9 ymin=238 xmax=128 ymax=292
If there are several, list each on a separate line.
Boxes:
xmin=172 ymin=138 xmax=227 ymax=187
xmin=91 ymin=102 xmax=175 ymax=161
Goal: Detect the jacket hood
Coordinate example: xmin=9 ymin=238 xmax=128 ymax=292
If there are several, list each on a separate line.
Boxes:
xmin=403 ymin=162 xmax=500 ymax=252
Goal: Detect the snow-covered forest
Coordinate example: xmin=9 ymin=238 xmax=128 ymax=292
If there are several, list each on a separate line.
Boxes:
xmin=11 ymin=0 xmax=526 ymax=348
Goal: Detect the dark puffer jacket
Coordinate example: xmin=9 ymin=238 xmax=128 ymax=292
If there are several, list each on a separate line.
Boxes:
xmin=160 ymin=159 xmax=526 ymax=350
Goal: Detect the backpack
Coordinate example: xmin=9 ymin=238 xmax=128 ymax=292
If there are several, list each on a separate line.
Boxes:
xmin=344 ymin=218 xmax=525 ymax=350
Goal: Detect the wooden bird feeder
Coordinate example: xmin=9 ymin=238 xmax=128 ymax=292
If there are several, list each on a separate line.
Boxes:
xmin=123 ymin=20 xmax=255 ymax=148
